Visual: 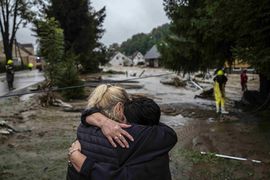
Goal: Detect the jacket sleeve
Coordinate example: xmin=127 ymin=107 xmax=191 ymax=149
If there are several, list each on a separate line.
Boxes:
xmin=119 ymin=123 xmax=177 ymax=166
xmin=80 ymin=157 xmax=95 ymax=177
xmin=81 ymin=107 xmax=100 ymax=127
xmin=144 ymin=122 xmax=177 ymax=153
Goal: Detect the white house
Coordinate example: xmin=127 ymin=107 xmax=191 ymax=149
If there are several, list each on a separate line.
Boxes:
xmin=132 ymin=51 xmax=145 ymax=66
xmin=109 ymin=52 xmax=133 ymax=66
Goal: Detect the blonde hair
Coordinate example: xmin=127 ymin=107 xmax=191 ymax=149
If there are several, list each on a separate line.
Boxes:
xmin=87 ymin=84 xmax=129 ymax=122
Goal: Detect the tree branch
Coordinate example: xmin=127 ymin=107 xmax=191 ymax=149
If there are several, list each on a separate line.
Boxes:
xmin=0 ymin=0 xmax=7 ymax=23
xmin=10 ymin=0 xmax=19 ymax=46
xmin=0 ymin=16 xmax=4 ymax=39
xmin=14 ymin=18 xmax=22 ymax=34
xmin=4 ymin=0 xmax=9 ymax=40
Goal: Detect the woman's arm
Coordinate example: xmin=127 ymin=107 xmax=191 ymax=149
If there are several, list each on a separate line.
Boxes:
xmin=68 ymin=140 xmax=85 ymax=172
xmin=81 ymin=109 xmax=134 ymax=148
xmin=68 ymin=140 xmax=94 ymax=177
xmin=69 ymin=150 xmax=86 ymax=172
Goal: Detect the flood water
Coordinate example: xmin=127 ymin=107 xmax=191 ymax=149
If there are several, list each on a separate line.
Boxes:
xmin=0 ymin=66 xmax=269 ymax=179
xmin=102 ymin=67 xmax=270 ymax=179
xmin=0 ymin=70 xmax=45 ymax=97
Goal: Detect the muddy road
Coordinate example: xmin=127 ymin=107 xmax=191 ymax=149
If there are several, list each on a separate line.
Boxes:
xmin=0 ymin=67 xmax=270 ymax=179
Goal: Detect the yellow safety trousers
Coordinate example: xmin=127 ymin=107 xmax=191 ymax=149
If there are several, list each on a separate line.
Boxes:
xmin=214 ymin=81 xmax=225 ymax=108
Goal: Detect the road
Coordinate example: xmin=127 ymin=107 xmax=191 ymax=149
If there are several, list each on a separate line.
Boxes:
xmin=0 ymin=70 xmax=45 ymax=97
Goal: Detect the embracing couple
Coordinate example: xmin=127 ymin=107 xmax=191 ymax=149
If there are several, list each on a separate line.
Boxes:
xmin=67 ymin=84 xmax=177 ymax=180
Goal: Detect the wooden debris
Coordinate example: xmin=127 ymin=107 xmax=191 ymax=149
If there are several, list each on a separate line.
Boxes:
xmin=160 ymin=76 xmax=186 ymax=87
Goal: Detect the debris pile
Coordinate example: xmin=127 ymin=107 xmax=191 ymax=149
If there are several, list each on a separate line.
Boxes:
xmin=0 ymin=120 xmax=16 ymax=135
xmin=194 ymin=87 xmax=214 ymax=100
xmin=160 ymin=76 xmax=186 ymax=87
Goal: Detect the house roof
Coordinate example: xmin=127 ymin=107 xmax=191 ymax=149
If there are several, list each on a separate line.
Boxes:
xmin=0 ymin=40 xmax=34 ymax=56
xmin=19 ymin=43 xmax=34 ymax=48
xmin=17 ymin=43 xmax=34 ymax=55
xmin=111 ymin=51 xmax=132 ymax=61
xmin=131 ymin=51 xmax=143 ymax=59
xmin=144 ymin=45 xmax=161 ymax=59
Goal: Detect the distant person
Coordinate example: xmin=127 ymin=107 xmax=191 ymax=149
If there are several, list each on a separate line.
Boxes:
xmin=5 ymin=59 xmax=15 ymax=91
xmin=36 ymin=57 xmax=43 ymax=72
xmin=213 ymin=69 xmax=228 ymax=114
xmin=240 ymin=69 xmax=248 ymax=91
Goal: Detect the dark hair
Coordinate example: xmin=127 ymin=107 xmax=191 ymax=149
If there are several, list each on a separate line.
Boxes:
xmin=124 ymin=97 xmax=160 ymax=126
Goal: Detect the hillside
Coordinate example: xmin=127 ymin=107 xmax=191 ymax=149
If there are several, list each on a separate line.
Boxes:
xmin=118 ymin=23 xmax=170 ymax=56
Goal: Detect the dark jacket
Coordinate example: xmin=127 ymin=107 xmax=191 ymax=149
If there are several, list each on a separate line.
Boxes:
xmin=5 ymin=64 xmax=14 ymax=81
xmin=213 ymin=75 xmax=227 ymax=91
xmin=79 ymin=123 xmax=176 ymax=180
xmin=67 ymin=109 xmax=177 ymax=180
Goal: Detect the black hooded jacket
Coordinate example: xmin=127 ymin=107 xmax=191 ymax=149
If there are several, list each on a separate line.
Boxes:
xmin=67 ymin=109 xmax=177 ymax=180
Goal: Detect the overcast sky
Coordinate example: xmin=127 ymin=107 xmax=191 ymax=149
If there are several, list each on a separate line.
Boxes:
xmin=16 ymin=0 xmax=169 ymax=47
xmin=92 ymin=0 xmax=169 ymax=45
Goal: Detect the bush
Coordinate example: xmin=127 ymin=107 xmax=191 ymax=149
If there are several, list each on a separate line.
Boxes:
xmin=55 ymin=53 xmax=85 ymax=100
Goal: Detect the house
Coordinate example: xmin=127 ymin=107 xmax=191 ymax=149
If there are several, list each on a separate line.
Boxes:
xmin=0 ymin=41 xmax=36 ymax=66
xmin=131 ymin=51 xmax=145 ymax=66
xmin=109 ymin=52 xmax=133 ymax=66
xmin=144 ymin=45 xmax=161 ymax=68
xmin=224 ymin=59 xmax=254 ymax=73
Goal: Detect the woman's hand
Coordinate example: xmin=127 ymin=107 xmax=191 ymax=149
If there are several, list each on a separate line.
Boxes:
xmin=85 ymin=113 xmax=134 ymax=148
xmin=70 ymin=140 xmax=81 ymax=151
xmin=100 ymin=119 xmax=134 ymax=148
xmin=68 ymin=140 xmax=85 ymax=172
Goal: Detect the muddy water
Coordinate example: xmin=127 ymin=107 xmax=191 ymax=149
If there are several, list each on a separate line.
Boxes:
xmin=0 ymin=70 xmax=45 ymax=96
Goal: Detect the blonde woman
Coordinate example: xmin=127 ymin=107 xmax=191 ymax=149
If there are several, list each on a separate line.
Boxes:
xmin=67 ymin=84 xmax=177 ymax=180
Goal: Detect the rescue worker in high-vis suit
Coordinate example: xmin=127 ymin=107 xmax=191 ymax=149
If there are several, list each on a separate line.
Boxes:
xmin=213 ymin=69 xmax=228 ymax=114
xmin=6 ymin=59 xmax=15 ymax=91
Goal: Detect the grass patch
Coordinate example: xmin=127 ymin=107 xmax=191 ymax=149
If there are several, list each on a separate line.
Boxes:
xmin=170 ymin=148 xmax=256 ymax=179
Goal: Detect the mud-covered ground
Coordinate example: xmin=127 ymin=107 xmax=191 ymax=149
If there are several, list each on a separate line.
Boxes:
xmin=1 ymin=67 xmax=270 ymax=179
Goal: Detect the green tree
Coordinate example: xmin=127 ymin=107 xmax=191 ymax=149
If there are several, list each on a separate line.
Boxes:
xmin=34 ymin=17 xmax=64 ymax=84
xmin=163 ymin=0 xmax=270 ymax=97
xmin=161 ymin=0 xmax=235 ymax=74
xmin=34 ymin=17 xmax=84 ymax=99
xmin=230 ymin=0 xmax=270 ymax=96
xmin=55 ymin=51 xmax=84 ymax=99
xmin=107 ymin=43 xmax=120 ymax=58
xmin=48 ymin=0 xmax=106 ymax=72
xmin=119 ymin=23 xmax=170 ymax=56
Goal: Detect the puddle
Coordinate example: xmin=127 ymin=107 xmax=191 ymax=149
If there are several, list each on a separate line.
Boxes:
xmin=207 ymin=117 xmax=216 ymax=123
xmin=0 ymin=70 xmax=44 ymax=97
xmin=161 ymin=114 xmax=191 ymax=127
